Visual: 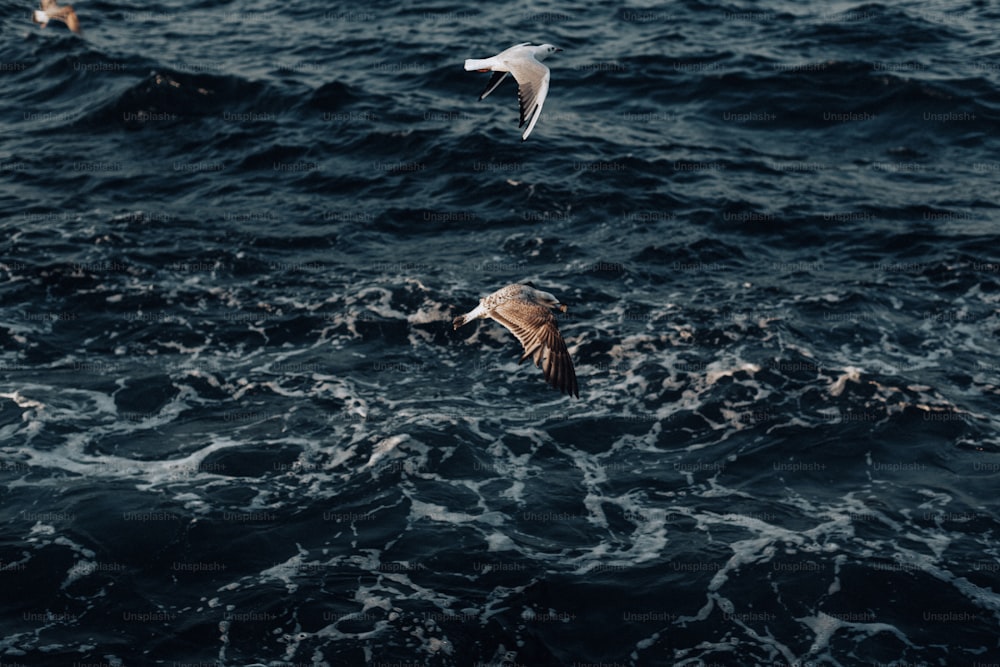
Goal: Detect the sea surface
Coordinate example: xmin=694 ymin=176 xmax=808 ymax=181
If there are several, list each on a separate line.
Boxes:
xmin=2 ymin=0 xmax=999 ymax=665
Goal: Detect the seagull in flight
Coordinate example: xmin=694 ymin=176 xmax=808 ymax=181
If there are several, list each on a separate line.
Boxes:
xmin=464 ymin=43 xmax=562 ymax=141
xmin=32 ymin=0 xmax=80 ymax=33
xmin=454 ymin=282 xmax=578 ymax=398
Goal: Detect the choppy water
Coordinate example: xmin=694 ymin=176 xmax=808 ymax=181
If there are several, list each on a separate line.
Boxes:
xmin=2 ymin=0 xmax=1000 ymax=665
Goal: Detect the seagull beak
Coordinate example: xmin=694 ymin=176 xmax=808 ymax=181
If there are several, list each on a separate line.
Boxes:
xmin=555 ymin=48 xmax=564 ymax=52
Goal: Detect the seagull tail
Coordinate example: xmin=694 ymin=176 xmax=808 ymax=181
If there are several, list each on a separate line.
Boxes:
xmin=454 ymin=303 xmax=486 ymax=330
xmin=464 ymin=58 xmax=494 ymax=72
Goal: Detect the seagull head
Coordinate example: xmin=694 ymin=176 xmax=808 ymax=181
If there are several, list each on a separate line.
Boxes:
xmin=534 ymin=44 xmax=563 ymax=61
xmin=521 ymin=283 xmax=566 ymax=312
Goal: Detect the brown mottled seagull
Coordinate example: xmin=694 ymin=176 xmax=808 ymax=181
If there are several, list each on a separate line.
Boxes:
xmin=454 ymin=282 xmax=578 ymax=398
xmin=32 ymin=0 xmax=81 ymax=33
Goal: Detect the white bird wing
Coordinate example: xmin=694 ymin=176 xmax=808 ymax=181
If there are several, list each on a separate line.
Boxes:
xmin=497 ymin=42 xmax=532 ymax=58
xmin=509 ymin=58 xmax=551 ymax=141
xmin=488 ymin=298 xmax=578 ymax=397
xmin=478 ymin=71 xmax=509 ymax=100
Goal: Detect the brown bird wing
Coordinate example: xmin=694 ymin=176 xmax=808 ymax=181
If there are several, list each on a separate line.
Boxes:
xmin=490 ymin=299 xmax=578 ymax=398
xmin=58 ymin=6 xmax=80 ymax=32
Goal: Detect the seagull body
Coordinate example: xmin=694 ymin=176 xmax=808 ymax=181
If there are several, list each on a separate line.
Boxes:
xmin=464 ymin=43 xmax=561 ymax=141
xmin=32 ymin=0 xmax=80 ymax=33
xmin=454 ymin=282 xmax=578 ymax=398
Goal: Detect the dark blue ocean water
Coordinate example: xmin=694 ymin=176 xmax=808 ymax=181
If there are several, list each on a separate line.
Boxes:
xmin=2 ymin=0 xmax=1000 ymax=664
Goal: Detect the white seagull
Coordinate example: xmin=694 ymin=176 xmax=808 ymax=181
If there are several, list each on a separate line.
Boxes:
xmin=32 ymin=0 xmax=80 ymax=33
xmin=454 ymin=282 xmax=578 ymax=398
xmin=464 ymin=43 xmax=562 ymax=141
